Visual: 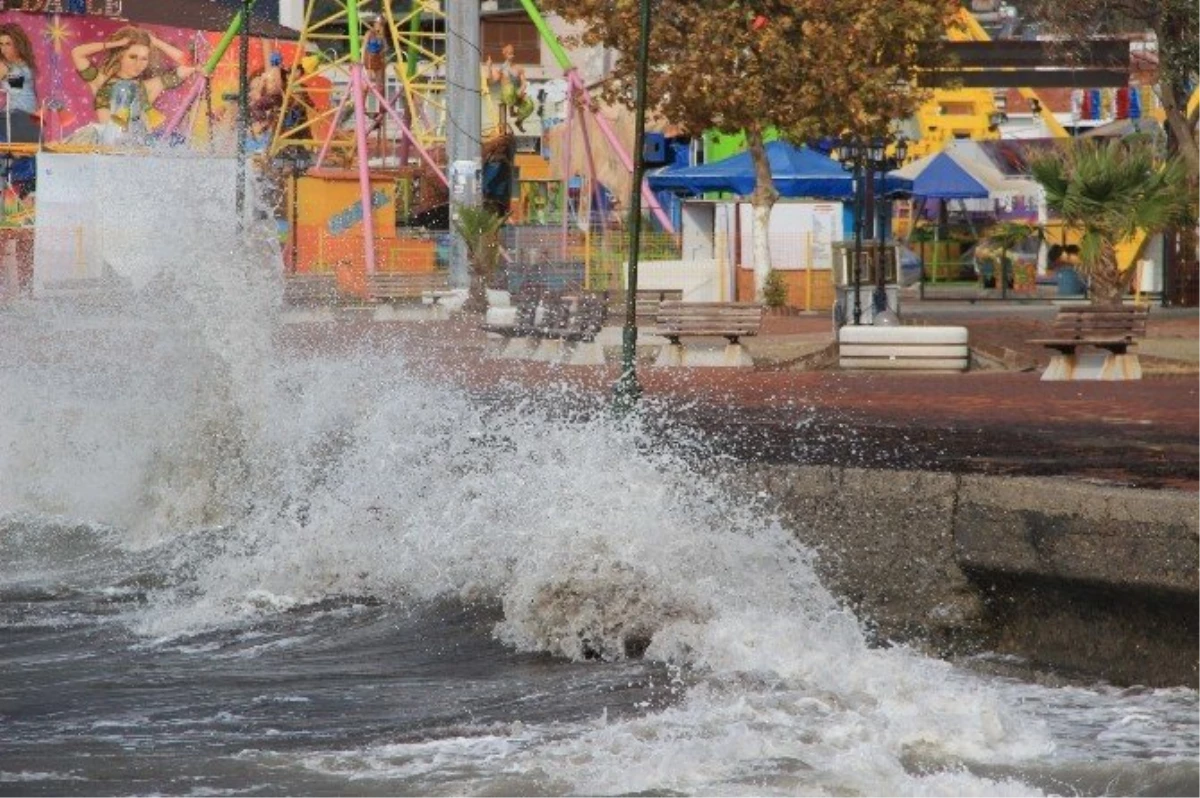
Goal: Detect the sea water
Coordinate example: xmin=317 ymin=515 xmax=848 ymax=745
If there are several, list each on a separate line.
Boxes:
xmin=0 ymin=160 xmax=1196 ymax=797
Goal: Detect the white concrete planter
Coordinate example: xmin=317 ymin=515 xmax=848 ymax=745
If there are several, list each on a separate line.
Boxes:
xmin=839 ymin=325 xmax=970 ymax=371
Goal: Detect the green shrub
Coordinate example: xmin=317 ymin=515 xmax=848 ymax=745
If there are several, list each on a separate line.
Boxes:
xmin=762 ymin=269 xmax=789 ymax=309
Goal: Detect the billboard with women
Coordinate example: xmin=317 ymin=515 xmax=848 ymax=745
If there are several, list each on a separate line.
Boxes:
xmin=0 ymin=7 xmax=301 ymax=146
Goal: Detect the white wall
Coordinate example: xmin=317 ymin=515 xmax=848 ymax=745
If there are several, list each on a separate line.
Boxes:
xmin=625 ymin=259 xmax=724 ymax=302
xmin=279 ymin=0 xmax=304 ymax=30
xmin=34 ymin=154 xmax=237 ymax=293
xmin=735 ymin=201 xmax=845 ymax=271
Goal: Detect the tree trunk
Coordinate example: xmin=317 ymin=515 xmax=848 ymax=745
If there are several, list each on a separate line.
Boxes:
xmin=1089 ymin=240 xmax=1129 ymax=305
xmin=746 ymin=126 xmax=779 ymax=301
xmin=463 ymin=273 xmax=489 ymax=314
xmin=1161 ymin=81 xmax=1200 ymax=304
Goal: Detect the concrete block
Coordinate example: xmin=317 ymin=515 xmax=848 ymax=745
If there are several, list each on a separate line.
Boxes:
xmin=654 ymin=342 xmax=754 ymax=367
xmin=1041 ymin=352 xmax=1142 ymax=381
xmin=839 ymin=325 xmax=970 ymax=372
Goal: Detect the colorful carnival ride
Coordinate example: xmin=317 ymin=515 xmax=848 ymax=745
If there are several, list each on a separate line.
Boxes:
xmin=255 ymin=0 xmax=673 ymax=296
xmin=0 ymin=1 xmax=673 ymax=301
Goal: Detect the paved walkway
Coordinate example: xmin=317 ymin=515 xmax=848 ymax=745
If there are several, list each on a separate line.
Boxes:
xmin=281 ymin=302 xmax=1199 ymax=491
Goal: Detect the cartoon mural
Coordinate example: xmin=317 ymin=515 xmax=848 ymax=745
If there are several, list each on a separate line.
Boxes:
xmin=68 ymin=25 xmax=195 ymax=143
xmin=0 ymin=9 xmax=300 ymax=145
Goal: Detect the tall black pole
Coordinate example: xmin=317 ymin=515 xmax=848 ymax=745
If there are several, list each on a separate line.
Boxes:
xmin=235 ymin=0 xmax=252 ymax=225
xmin=868 ymin=166 xmax=887 ymax=315
xmin=851 ymin=157 xmax=865 ymax=325
xmin=614 ymin=0 xmax=652 ymax=413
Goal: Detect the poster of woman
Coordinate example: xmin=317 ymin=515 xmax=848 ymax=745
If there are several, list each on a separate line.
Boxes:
xmin=68 ymin=24 xmax=195 ymax=143
xmin=0 ymin=9 xmax=300 ymax=146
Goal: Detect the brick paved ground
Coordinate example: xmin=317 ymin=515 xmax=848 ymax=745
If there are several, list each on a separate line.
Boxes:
xmin=281 ymin=307 xmax=1199 ymax=491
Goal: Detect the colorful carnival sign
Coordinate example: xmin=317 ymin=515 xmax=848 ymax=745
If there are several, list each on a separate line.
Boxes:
xmin=0 ymin=2 xmax=124 ymax=19
xmin=0 ymin=8 xmax=299 ymax=144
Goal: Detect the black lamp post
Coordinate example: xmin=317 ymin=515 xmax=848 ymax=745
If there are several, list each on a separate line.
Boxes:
xmin=835 ymin=135 xmax=907 ymax=325
xmin=613 ymin=0 xmax=652 ymax=414
xmin=272 ymin=148 xmax=313 ymax=273
xmin=235 ymin=0 xmax=252 ymax=227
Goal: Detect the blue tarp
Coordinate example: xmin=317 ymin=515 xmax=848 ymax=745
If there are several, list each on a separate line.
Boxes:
xmin=647 ymin=140 xmax=911 ymax=199
xmin=906 ymin=152 xmax=989 ymax=199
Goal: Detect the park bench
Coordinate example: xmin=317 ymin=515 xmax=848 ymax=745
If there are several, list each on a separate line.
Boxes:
xmin=282 ymin=273 xmax=340 ymax=306
xmin=366 ymin=271 xmax=454 ymax=304
xmin=481 ymin=287 xmax=609 ymax=363
xmin=533 ymin=291 xmax=608 ymax=342
xmin=633 ymin=289 xmax=684 ymax=323
xmin=1028 ymin=304 xmax=1148 ymax=381
xmin=653 ymin=300 xmax=764 ymax=367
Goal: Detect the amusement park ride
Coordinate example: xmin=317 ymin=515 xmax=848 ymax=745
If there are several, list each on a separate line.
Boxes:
xmin=0 ymin=1 xmax=1187 ymax=303
xmin=0 ymin=0 xmax=673 ymax=300
xmin=229 ymin=0 xmax=675 ymax=295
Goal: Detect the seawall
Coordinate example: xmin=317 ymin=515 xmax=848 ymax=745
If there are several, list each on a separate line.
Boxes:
xmin=735 ymin=465 xmax=1199 ymax=687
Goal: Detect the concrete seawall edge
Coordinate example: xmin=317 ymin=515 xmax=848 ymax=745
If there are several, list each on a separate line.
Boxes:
xmin=735 ymin=464 xmax=1199 ymax=687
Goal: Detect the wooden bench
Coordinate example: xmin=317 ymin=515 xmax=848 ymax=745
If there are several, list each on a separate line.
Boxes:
xmin=539 ymin=291 xmax=609 ymax=343
xmin=634 ymin=289 xmax=684 ymax=323
xmin=366 ymin=271 xmax=454 ymax=304
xmin=481 ymin=288 xmax=610 ymax=363
xmin=653 ymin=301 xmax=764 ymax=367
xmin=654 ymin=301 xmax=764 ymax=345
xmin=282 ymin=273 xmax=339 ymax=306
xmin=1028 ymin=304 xmax=1148 ymax=381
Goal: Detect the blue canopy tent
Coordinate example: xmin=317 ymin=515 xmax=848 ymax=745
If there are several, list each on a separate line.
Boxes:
xmin=891 ymin=151 xmax=989 ymax=199
xmin=647 ymin=140 xmax=911 ymax=199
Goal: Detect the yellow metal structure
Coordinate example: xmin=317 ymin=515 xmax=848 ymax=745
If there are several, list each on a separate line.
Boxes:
xmin=269 ymin=0 xmax=446 ymax=162
xmin=908 ymin=7 xmax=1068 ymax=160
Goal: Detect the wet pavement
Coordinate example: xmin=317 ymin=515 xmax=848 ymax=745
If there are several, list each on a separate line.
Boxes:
xmin=281 ymin=303 xmax=1199 ymax=492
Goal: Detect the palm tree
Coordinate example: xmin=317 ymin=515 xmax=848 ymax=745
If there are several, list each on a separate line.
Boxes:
xmin=1028 ymin=136 xmax=1193 ymax=305
xmin=452 ymin=204 xmax=507 ymax=314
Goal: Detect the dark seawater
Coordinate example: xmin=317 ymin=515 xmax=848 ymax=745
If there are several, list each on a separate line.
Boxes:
xmin=1 ymin=568 xmax=667 ymax=796
xmin=1 ymin=191 xmax=1197 ymax=796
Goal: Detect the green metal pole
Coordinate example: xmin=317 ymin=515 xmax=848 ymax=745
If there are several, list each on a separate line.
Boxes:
xmin=346 ymin=0 xmax=362 ymax=62
xmin=205 ymin=0 xmax=256 ymax=76
xmin=405 ymin=9 xmax=421 ymax=80
xmin=613 ymin=0 xmax=651 ymax=414
xmin=516 ymin=0 xmax=574 ymax=71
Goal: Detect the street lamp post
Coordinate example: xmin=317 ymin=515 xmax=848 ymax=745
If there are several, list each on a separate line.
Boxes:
xmin=235 ymin=0 xmax=252 ymax=227
xmin=613 ymin=0 xmax=652 ymax=413
xmin=835 ymin=135 xmax=907 ymax=325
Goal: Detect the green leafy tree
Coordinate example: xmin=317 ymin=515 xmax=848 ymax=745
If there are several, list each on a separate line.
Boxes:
xmin=452 ymin=204 xmax=507 ymax=313
xmin=541 ymin=0 xmax=957 ymax=299
xmin=1028 ymin=137 xmax=1192 ymax=305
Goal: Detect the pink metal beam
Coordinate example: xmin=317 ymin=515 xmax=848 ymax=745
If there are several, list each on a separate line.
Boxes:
xmin=364 ymin=79 xmax=448 ymax=187
xmin=315 ymin=89 xmax=352 ymax=170
xmin=578 ymin=93 xmax=605 ymax=231
xmin=161 ymin=77 xmax=208 ymax=140
xmin=349 ymin=64 xmax=378 ymax=276
xmin=566 ymin=69 xmax=674 ymax=235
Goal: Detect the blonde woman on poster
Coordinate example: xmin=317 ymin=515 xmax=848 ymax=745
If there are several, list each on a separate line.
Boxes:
xmin=0 ymin=22 xmax=38 ymax=115
xmin=69 ymin=25 xmax=194 ymax=143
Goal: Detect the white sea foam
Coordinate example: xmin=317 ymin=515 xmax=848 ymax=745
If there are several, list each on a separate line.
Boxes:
xmin=1 ymin=162 xmax=1194 ymax=796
